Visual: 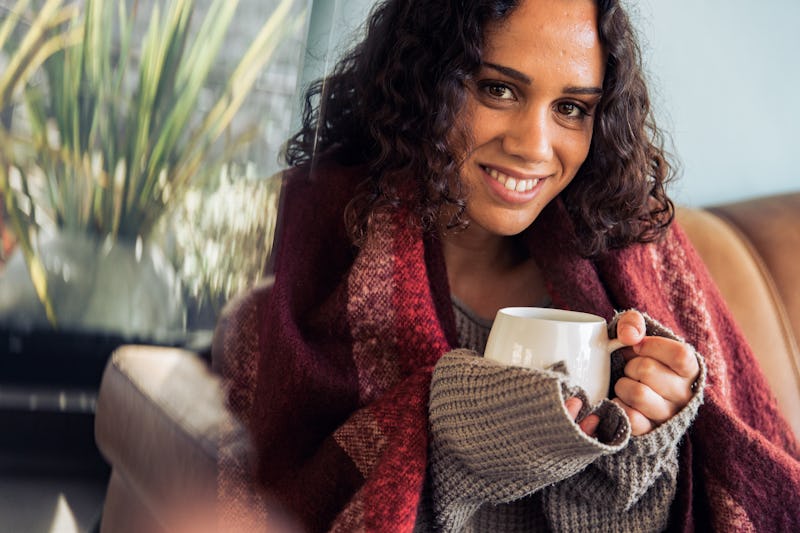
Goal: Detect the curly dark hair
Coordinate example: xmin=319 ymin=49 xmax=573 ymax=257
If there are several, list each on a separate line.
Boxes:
xmin=284 ymin=0 xmax=674 ymax=257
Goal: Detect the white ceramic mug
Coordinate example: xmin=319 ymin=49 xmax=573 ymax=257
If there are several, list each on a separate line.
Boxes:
xmin=484 ymin=307 xmax=625 ymax=405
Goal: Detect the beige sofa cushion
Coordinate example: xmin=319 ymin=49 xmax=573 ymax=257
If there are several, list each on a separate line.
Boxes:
xmin=678 ymin=197 xmax=800 ymax=440
xmin=94 ymin=346 xmax=252 ymax=532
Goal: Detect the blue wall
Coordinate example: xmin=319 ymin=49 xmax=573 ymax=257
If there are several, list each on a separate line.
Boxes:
xmin=302 ymin=0 xmax=800 ymax=206
xmin=634 ymin=0 xmax=800 ymax=206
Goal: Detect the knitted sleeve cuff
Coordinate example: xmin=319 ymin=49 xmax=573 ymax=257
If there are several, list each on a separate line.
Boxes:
xmin=428 ymin=349 xmax=631 ymax=516
xmin=578 ymin=311 xmax=707 ymax=509
xmin=541 ymin=352 xmax=706 ymax=532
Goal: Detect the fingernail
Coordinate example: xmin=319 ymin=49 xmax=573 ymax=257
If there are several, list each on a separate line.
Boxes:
xmin=622 ymin=324 xmax=640 ymax=338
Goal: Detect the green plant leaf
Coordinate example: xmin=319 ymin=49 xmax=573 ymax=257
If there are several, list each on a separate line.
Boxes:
xmin=2 ymin=0 xmax=309 ymax=325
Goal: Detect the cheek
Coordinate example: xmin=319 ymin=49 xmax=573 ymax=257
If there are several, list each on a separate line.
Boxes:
xmin=473 ymin=116 xmax=508 ymax=146
xmin=449 ymin=102 xmax=480 ymax=161
xmin=564 ymin=128 xmax=594 ymax=171
xmin=461 ymin=94 xmax=508 ymax=148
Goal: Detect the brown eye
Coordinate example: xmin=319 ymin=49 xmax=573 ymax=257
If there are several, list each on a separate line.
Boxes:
xmin=482 ymin=82 xmax=514 ymax=100
xmin=557 ymin=102 xmax=586 ymax=118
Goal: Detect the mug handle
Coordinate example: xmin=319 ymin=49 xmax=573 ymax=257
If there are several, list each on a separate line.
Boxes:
xmin=606 ymin=338 xmax=626 ymax=354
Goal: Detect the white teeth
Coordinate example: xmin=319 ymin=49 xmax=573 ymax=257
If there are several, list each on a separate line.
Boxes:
xmin=489 ymin=168 xmax=506 ymax=184
xmin=485 ymin=166 xmax=541 ymax=192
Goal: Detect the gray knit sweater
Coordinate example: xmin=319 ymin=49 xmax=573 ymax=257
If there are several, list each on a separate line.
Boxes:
xmin=416 ymin=303 xmax=707 ymax=532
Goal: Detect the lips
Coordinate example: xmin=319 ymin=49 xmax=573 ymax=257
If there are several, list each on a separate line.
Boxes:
xmin=481 ymin=165 xmax=541 ymax=192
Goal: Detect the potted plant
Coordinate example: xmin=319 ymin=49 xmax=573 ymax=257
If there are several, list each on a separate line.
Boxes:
xmin=0 ymin=0 xmax=305 ymax=384
xmin=0 ymin=0 xmax=81 ymax=276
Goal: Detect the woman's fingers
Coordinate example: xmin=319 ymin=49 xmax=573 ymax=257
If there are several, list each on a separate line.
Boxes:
xmin=624 ymin=355 xmax=694 ymax=406
xmin=614 ymin=376 xmax=679 ymax=424
xmin=564 ymin=397 xmax=598 ymax=438
xmin=615 ymin=310 xmax=646 ymax=346
xmin=615 ymin=340 xmax=700 ymax=432
xmin=630 ymin=336 xmax=700 ymax=381
xmin=578 ymin=413 xmax=600 ymax=437
xmin=565 ymin=396 xmax=582 ymax=420
xmin=612 ymin=397 xmax=654 ymax=436
xmin=610 ymin=312 xmax=700 ymax=435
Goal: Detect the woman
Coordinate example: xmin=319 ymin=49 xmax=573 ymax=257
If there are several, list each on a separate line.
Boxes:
xmin=217 ymin=0 xmax=800 ymax=531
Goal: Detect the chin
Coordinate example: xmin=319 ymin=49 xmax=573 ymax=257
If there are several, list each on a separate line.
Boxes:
xmin=472 ymin=211 xmax=543 ymax=237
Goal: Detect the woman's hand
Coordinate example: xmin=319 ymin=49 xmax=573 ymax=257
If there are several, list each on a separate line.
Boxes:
xmin=610 ymin=310 xmax=700 ymax=436
xmin=565 ymin=310 xmax=700 ymax=438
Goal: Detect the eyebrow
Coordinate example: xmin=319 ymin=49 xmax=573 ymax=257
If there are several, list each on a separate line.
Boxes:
xmin=484 ymin=62 xmax=531 ymax=84
xmin=483 ymin=62 xmax=603 ymax=96
xmin=563 ymin=86 xmax=604 ymax=96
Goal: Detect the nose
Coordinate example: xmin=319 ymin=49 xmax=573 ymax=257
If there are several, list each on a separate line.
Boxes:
xmin=501 ymin=106 xmax=554 ymax=163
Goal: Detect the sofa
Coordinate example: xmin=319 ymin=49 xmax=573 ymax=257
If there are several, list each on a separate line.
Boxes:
xmin=94 ymin=191 xmax=800 ymax=533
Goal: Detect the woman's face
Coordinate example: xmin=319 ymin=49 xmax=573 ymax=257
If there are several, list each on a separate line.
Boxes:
xmin=457 ymin=0 xmax=605 ymax=237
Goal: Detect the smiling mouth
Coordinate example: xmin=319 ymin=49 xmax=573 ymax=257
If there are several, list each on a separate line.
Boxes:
xmin=482 ymin=165 xmax=541 ymax=192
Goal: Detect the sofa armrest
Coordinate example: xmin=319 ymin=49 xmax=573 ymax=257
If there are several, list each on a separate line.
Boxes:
xmin=678 ymin=193 xmax=800 ymax=441
xmin=95 ymin=345 xmax=253 ymax=532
